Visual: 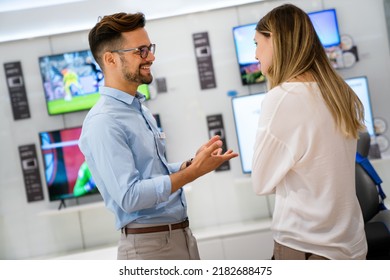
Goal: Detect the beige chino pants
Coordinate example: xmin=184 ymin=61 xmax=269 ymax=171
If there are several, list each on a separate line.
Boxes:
xmin=117 ymin=227 xmax=200 ymax=260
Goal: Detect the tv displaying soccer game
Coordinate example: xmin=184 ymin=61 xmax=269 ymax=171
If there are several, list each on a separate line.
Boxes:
xmin=38 ymin=126 xmax=99 ymax=203
xmin=232 ymin=23 xmax=265 ymax=85
xmin=137 ymin=84 xmax=151 ymax=100
xmin=38 ymin=49 xmax=104 ymax=115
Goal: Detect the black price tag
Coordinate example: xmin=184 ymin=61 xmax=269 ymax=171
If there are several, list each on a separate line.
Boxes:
xmin=18 ymin=144 xmax=44 ymax=202
xmin=207 ymin=114 xmax=230 ymax=171
xmin=4 ymin=61 xmax=31 ymax=120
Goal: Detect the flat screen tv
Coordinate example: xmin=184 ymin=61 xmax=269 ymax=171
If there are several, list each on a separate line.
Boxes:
xmin=345 ymin=76 xmax=375 ymax=136
xmin=232 ymin=23 xmax=265 ymax=85
xmin=38 ymin=49 xmax=104 ymax=115
xmin=231 ymin=92 xmax=267 ymax=173
xmin=38 ymin=126 xmax=99 ymax=204
xmin=137 ymin=84 xmax=151 ymax=100
xmin=308 ymin=8 xmax=341 ymax=48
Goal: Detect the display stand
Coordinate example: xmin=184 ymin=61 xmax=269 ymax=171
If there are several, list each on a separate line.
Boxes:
xmin=39 ymin=201 xmax=105 ymax=216
xmin=58 ymin=199 xmax=67 ymax=210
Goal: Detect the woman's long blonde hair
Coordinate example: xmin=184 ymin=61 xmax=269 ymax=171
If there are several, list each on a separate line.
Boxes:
xmin=256 ymin=4 xmax=365 ymax=139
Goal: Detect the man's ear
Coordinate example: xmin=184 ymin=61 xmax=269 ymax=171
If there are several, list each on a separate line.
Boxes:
xmin=103 ymin=51 xmax=117 ymax=67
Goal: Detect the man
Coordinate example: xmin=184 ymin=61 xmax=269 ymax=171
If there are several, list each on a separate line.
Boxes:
xmin=79 ymin=12 xmax=238 ymax=260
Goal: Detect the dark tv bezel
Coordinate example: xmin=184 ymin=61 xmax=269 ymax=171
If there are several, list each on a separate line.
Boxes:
xmin=231 ymin=92 xmax=267 ymax=174
xmin=38 ymin=126 xmax=99 ymax=202
xmin=38 ymin=49 xmax=103 ymax=116
xmin=308 ymin=8 xmax=341 ymax=48
xmin=232 ymin=23 xmax=265 ymax=86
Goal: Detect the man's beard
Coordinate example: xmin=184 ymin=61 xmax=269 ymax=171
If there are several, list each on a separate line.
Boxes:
xmin=121 ymin=63 xmax=153 ymax=85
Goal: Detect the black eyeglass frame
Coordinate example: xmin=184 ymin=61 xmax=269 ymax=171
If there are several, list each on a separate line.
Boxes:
xmin=110 ymin=43 xmax=156 ymax=59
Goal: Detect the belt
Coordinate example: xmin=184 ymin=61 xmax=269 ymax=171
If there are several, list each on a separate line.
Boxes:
xmin=122 ymin=219 xmax=189 ymax=234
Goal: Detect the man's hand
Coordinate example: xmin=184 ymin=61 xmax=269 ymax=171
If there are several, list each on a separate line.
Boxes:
xmin=189 ymin=135 xmax=238 ymax=177
xmin=170 ymin=135 xmax=238 ymax=193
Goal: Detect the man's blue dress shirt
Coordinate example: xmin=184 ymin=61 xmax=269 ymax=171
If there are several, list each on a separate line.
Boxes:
xmin=79 ymin=86 xmax=187 ymax=230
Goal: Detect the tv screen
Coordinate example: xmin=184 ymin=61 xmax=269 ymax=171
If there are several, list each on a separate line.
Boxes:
xmin=137 ymin=84 xmax=150 ymax=100
xmin=38 ymin=49 xmax=104 ymax=115
xmin=232 ymin=23 xmax=265 ymax=85
xmin=345 ymin=76 xmax=375 ymax=136
xmin=38 ymin=126 xmax=99 ymax=202
xmin=308 ymin=8 xmax=341 ymax=48
xmin=231 ymin=92 xmax=267 ymax=173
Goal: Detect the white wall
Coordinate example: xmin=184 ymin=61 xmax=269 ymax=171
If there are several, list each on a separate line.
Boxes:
xmin=0 ymin=0 xmax=389 ymax=259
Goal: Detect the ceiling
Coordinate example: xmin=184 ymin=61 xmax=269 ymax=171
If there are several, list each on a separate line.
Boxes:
xmin=0 ymin=0 xmax=264 ymax=42
xmin=0 ymin=0 xmax=85 ymax=12
xmin=0 ymin=0 xmax=262 ymax=14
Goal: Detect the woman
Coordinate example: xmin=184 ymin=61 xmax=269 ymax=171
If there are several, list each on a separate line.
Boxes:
xmin=251 ymin=4 xmax=367 ymax=260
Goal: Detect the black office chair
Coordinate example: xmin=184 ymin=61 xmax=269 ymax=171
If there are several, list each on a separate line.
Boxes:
xmin=356 ymin=132 xmax=390 ymax=259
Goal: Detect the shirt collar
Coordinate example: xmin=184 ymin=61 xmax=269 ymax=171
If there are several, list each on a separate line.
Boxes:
xmin=99 ymin=86 xmax=146 ymax=105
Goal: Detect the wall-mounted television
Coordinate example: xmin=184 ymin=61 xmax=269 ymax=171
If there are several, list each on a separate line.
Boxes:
xmin=231 ymin=92 xmax=267 ymax=173
xmin=38 ymin=126 xmax=99 ymax=205
xmin=345 ymin=76 xmax=375 ymax=136
xmin=232 ymin=23 xmax=265 ymax=85
xmin=38 ymin=49 xmax=104 ymax=115
xmin=137 ymin=84 xmax=150 ymax=100
xmin=232 ymin=9 xmax=340 ymax=85
xmin=308 ymin=8 xmax=341 ymax=48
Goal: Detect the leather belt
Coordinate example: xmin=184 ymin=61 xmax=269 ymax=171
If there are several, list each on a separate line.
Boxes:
xmin=122 ymin=219 xmax=189 ymax=234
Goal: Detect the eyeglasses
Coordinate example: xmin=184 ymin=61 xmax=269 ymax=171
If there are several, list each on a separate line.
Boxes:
xmin=111 ymin=44 xmax=156 ymax=59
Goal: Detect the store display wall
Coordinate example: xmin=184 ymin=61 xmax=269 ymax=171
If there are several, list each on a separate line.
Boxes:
xmin=0 ymin=0 xmax=389 ymax=259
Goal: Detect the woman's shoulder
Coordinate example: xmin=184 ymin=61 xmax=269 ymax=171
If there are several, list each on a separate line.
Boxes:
xmin=272 ymin=82 xmax=319 ymax=98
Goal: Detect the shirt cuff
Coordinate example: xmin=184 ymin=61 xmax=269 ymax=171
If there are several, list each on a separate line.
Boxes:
xmin=168 ymin=162 xmax=182 ymax=173
xmin=158 ymin=175 xmax=173 ymax=200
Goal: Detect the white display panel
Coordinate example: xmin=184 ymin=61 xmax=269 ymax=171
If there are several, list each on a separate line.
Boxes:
xmin=308 ymin=8 xmax=341 ymax=48
xmin=232 ymin=23 xmax=257 ymax=65
xmin=231 ymin=92 xmax=266 ymax=173
xmin=345 ymin=76 xmax=375 ymax=136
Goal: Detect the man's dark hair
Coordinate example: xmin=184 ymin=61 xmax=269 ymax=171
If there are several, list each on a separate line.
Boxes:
xmin=88 ymin=12 xmax=146 ymax=68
